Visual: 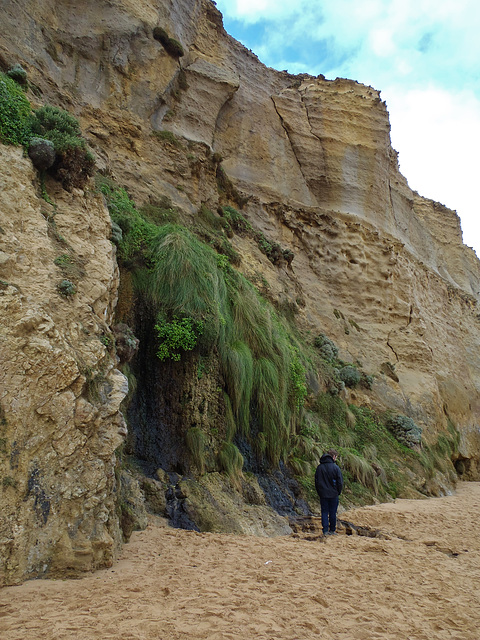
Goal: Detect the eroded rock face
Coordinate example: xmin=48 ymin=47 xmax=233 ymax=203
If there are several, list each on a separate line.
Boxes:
xmin=1 ymin=0 xmax=480 ymax=576
xmin=0 ymin=147 xmax=127 ymax=585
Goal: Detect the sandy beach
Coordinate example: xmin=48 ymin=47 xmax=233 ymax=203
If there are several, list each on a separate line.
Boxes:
xmin=1 ymin=482 xmax=479 ymax=640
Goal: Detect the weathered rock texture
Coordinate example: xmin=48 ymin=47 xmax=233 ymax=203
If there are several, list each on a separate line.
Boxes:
xmin=0 ymin=147 xmax=127 ymax=585
xmin=1 ymin=0 xmax=480 ymax=582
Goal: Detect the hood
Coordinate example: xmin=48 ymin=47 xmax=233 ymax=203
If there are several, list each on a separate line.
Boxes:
xmin=320 ymin=454 xmax=335 ymax=464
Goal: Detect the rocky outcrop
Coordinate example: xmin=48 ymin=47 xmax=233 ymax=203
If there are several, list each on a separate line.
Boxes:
xmin=0 ymin=147 xmax=127 ymax=585
xmin=1 ymin=0 xmax=480 ymax=583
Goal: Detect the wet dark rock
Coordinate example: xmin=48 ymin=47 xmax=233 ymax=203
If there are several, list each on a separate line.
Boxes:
xmin=113 ymin=323 xmax=139 ymax=363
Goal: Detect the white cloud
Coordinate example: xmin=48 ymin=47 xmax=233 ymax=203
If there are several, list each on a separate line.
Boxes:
xmin=385 ymin=86 xmax=480 ymax=254
xmin=218 ymin=0 xmax=480 ymax=90
xmin=218 ymin=0 xmax=297 ymax=22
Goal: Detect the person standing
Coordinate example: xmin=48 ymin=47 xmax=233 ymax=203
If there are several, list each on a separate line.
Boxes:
xmin=314 ymin=449 xmax=343 ymax=536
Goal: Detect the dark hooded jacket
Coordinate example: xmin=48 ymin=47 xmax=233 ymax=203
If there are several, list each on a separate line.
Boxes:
xmin=314 ymin=454 xmax=343 ymax=499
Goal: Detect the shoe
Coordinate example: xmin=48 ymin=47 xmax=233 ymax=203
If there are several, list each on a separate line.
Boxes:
xmin=328 ymin=531 xmax=338 ymax=536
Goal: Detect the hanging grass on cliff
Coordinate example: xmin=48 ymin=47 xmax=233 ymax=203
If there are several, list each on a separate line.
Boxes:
xmin=98 ymin=180 xmax=309 ymax=467
xmin=100 ymin=179 xmax=462 ymax=504
xmin=141 ymin=224 xmax=307 ymax=465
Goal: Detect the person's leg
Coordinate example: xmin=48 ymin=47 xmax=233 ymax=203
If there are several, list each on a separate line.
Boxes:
xmin=319 ymin=497 xmax=329 ymax=534
xmin=328 ymin=496 xmax=339 ymax=532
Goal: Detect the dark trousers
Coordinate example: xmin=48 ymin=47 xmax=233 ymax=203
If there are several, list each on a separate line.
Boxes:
xmin=320 ymin=496 xmax=339 ymax=533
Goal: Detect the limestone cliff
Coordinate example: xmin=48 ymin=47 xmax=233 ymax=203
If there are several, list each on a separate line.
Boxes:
xmin=1 ymin=0 xmax=480 ymax=584
xmin=0 ymin=148 xmax=127 ymax=584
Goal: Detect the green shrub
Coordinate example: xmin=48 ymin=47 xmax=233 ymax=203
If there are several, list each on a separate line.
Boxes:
xmin=314 ymin=333 xmax=338 ymax=361
xmin=7 ymin=64 xmax=28 ymax=85
xmin=153 ymin=129 xmax=182 ymax=146
xmin=0 ymin=72 xmax=31 ymax=146
xmin=166 ymin=38 xmax=184 ymax=58
xmin=29 ymin=105 xmax=94 ymax=189
xmin=385 ymin=414 xmax=422 ymax=448
xmin=57 ymin=279 xmax=76 ymax=297
xmin=154 ymin=315 xmax=204 ymax=361
xmin=338 ymin=365 xmax=361 ymax=388
xmin=54 ymin=254 xmax=73 ymax=268
xmin=221 ymin=205 xmax=251 ymax=234
xmin=30 ymin=105 xmax=81 ymax=145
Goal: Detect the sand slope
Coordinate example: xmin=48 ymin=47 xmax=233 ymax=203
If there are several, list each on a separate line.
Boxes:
xmin=1 ymin=482 xmax=480 ymax=640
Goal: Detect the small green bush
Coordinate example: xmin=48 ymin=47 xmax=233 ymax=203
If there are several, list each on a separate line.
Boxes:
xmin=7 ymin=64 xmax=28 ymax=85
xmin=30 ymin=105 xmax=94 ymax=189
xmin=152 ymin=26 xmax=169 ymax=45
xmin=54 ymin=254 xmax=73 ymax=268
xmin=221 ymin=206 xmax=251 ymax=234
xmin=98 ymin=182 xmax=161 ymax=264
xmin=0 ymin=72 xmax=31 ymax=146
xmin=385 ymin=414 xmax=422 ymax=448
xmin=30 ymin=105 xmax=82 ymax=149
xmin=155 ymin=316 xmax=204 ymax=361
xmin=57 ymin=279 xmax=76 ymax=297
xmin=314 ymin=333 xmax=338 ymax=361
xmin=338 ymin=365 xmax=361 ymax=388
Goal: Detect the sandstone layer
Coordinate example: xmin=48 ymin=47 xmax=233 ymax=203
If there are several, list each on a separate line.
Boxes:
xmin=1 ymin=0 xmax=480 ymax=584
xmin=0 ymin=147 xmax=127 ymax=585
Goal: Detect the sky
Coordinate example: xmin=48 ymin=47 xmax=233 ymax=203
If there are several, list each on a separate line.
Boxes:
xmin=215 ymin=0 xmax=480 ymax=256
